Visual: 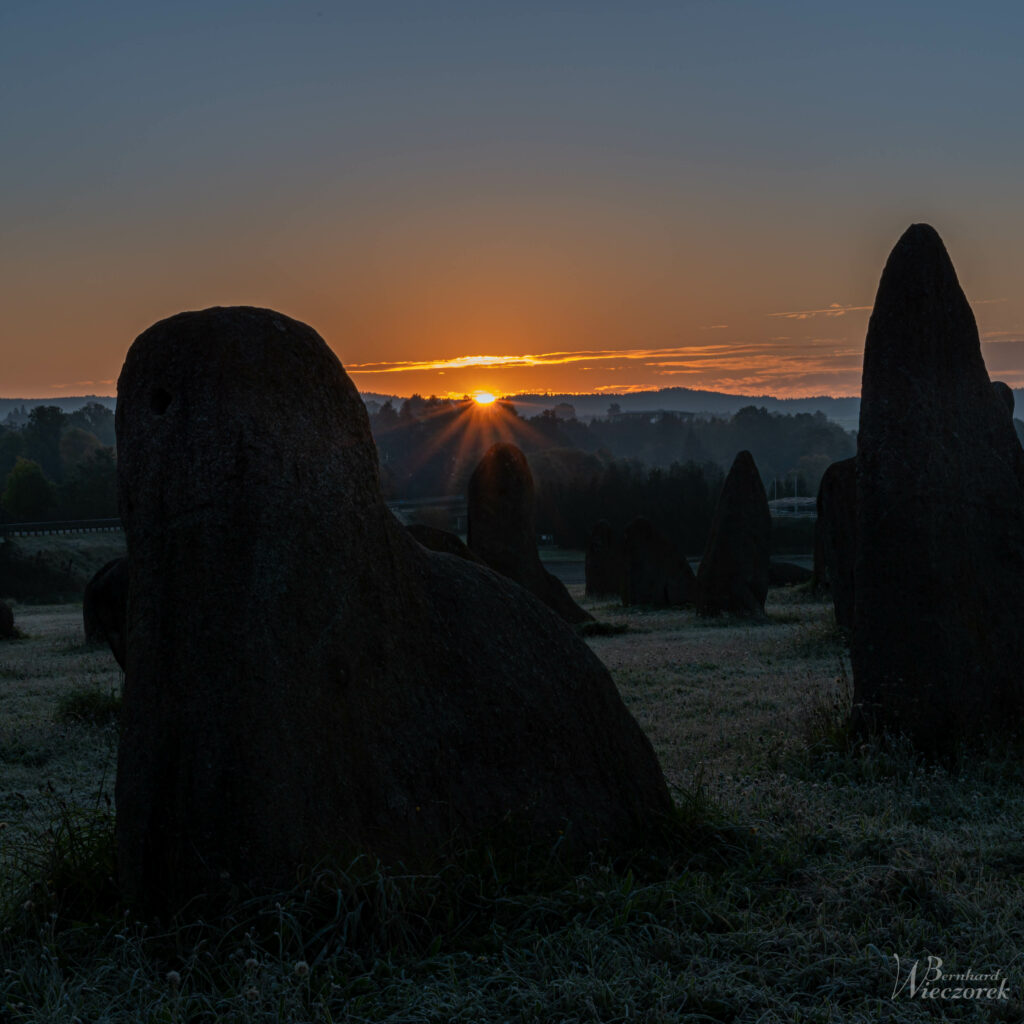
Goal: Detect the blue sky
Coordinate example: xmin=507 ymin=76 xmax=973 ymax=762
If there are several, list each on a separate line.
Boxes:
xmin=3 ymin=1 xmax=1024 ymax=398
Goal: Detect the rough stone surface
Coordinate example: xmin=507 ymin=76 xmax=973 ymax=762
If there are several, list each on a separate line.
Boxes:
xmin=816 ymin=457 xmax=856 ymax=630
xmin=620 ymin=517 xmax=696 ymax=607
xmin=585 ymin=520 xmax=625 ymax=598
xmin=115 ymin=306 xmax=667 ymax=915
xmin=696 ymin=451 xmax=771 ymax=617
xmin=0 ymin=599 xmax=14 ymax=639
xmin=853 ymin=224 xmax=1024 ymax=750
xmin=467 ymin=443 xmax=593 ymax=623
xmin=406 ymin=523 xmax=484 ymax=565
xmin=83 ymin=557 xmax=129 ymax=668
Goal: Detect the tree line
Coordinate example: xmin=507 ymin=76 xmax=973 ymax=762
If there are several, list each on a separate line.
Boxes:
xmin=367 ymin=396 xmax=855 ymax=554
xmin=0 ymin=403 xmax=117 ymax=521
xmin=369 ymin=396 xmax=856 ymax=499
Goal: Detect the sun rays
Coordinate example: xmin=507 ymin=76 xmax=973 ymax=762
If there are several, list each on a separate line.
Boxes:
xmin=383 ymin=396 xmax=551 ymax=495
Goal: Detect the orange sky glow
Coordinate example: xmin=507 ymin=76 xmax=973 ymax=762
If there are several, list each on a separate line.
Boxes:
xmin=5 ymin=6 xmax=1024 ymax=407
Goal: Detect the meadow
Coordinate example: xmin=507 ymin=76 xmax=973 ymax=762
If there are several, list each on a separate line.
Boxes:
xmin=1 ymin=561 xmax=1023 ymax=1022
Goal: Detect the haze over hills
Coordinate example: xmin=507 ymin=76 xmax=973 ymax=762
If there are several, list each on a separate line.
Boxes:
xmin=362 ymin=387 xmax=869 ymax=430
xmin=0 ymin=396 xmax=118 ymax=418
xmin=8 ymin=384 xmax=1024 ymax=436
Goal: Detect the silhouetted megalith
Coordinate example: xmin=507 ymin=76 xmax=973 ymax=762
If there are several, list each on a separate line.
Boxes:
xmin=620 ymin=517 xmax=696 ymax=607
xmin=816 ymin=457 xmax=856 ymax=630
xmin=585 ymin=520 xmax=625 ymax=598
xmin=0 ymin=599 xmax=14 ymax=639
xmin=696 ymin=450 xmax=770 ymax=617
xmin=853 ymin=224 xmax=1024 ymax=750
xmin=115 ymin=307 xmax=667 ymax=915
xmin=467 ymin=443 xmax=593 ymax=624
xmin=83 ymin=557 xmax=128 ymax=668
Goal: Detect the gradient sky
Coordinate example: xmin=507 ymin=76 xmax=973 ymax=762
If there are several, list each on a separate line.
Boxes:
xmin=4 ymin=1 xmax=1024 ymax=400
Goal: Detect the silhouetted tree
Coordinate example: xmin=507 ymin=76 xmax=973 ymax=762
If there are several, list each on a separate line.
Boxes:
xmin=58 ymin=448 xmax=118 ymax=518
xmin=22 ymin=406 xmax=67 ymax=483
xmin=66 ymin=402 xmax=116 ymax=446
xmin=2 ymin=458 xmax=56 ymax=521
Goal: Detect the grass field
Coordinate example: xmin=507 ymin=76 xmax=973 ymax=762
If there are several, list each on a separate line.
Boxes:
xmin=2 ymin=581 xmax=1023 ymax=1022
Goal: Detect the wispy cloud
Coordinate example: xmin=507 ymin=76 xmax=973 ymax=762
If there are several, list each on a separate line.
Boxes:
xmin=767 ymin=302 xmax=872 ymax=321
xmin=981 ymin=330 xmax=1024 ymax=343
xmin=49 ymin=379 xmax=116 ymax=391
xmin=347 ymin=340 xmax=865 ymax=398
xmin=348 ymin=347 xmax=709 ymax=374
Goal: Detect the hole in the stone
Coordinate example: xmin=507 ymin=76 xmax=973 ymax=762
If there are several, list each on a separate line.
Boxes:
xmin=151 ymin=388 xmax=172 ymax=415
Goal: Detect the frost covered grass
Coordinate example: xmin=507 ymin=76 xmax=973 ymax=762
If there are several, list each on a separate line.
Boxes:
xmin=2 ymin=595 xmax=1023 ymax=1022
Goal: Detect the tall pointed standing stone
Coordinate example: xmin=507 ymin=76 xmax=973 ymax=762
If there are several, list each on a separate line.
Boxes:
xmin=696 ymin=450 xmax=771 ymax=617
xmin=467 ymin=443 xmax=593 ymax=624
xmin=853 ymin=224 xmax=1024 ymax=751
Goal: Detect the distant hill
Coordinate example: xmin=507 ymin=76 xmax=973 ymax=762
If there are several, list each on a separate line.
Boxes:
xmin=8 ymin=387 xmax=1024 ymax=436
xmin=0 ymin=395 xmax=117 ymax=419
xmin=359 ymin=387 xmax=867 ymax=431
xmin=504 ymin=387 xmax=865 ymax=429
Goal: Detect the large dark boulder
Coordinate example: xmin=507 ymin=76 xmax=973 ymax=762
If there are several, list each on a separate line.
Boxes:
xmin=0 ymin=599 xmax=14 ymax=639
xmin=816 ymin=457 xmax=856 ymax=630
xmin=585 ymin=520 xmax=625 ymax=598
xmin=696 ymin=450 xmax=771 ymax=617
xmin=115 ymin=307 xmax=668 ymax=916
xmin=853 ymin=225 xmax=1024 ymax=751
xmin=620 ymin=517 xmax=696 ymax=607
xmin=83 ymin=557 xmax=128 ymax=668
xmin=467 ymin=443 xmax=593 ymax=624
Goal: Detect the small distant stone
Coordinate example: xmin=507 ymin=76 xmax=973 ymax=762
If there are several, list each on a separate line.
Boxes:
xmin=585 ymin=519 xmax=626 ymax=598
xmin=620 ymin=517 xmax=696 ymax=607
xmin=696 ymin=450 xmax=770 ymax=617
xmin=468 ymin=442 xmax=593 ymax=623
xmin=0 ymin=598 xmax=15 ymax=639
xmin=82 ymin=557 xmax=128 ymax=667
xmin=816 ymin=457 xmax=856 ymax=630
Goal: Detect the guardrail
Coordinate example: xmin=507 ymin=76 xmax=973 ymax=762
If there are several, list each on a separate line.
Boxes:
xmin=0 ymin=518 xmax=124 ymax=538
xmin=0 ymin=502 xmax=466 ymax=537
xmin=767 ymin=497 xmax=818 ymax=520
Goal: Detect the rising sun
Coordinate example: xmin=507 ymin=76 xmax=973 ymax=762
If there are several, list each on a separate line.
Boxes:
xmin=473 ymin=391 xmax=497 ymax=406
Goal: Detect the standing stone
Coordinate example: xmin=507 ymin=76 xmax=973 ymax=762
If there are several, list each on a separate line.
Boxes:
xmin=0 ymin=599 xmax=14 ymax=639
xmin=585 ymin=520 xmax=625 ymax=598
xmin=83 ymin=557 xmax=128 ymax=668
xmin=116 ymin=307 xmax=668 ymax=916
xmin=816 ymin=457 xmax=856 ymax=630
xmin=620 ymin=517 xmax=696 ymax=606
xmin=467 ymin=443 xmax=593 ymax=623
xmin=696 ymin=450 xmax=771 ymax=617
xmin=853 ymin=224 xmax=1024 ymax=751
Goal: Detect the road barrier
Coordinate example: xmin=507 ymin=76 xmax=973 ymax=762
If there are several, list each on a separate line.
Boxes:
xmin=0 ymin=518 xmax=124 ymax=538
